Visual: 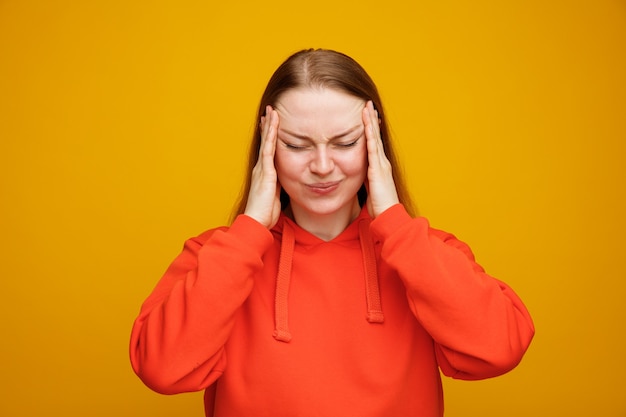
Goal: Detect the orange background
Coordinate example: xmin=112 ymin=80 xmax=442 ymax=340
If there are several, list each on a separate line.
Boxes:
xmin=1 ymin=0 xmax=625 ymax=416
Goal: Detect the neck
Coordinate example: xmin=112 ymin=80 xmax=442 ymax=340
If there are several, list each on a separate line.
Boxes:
xmin=288 ymin=199 xmax=361 ymax=241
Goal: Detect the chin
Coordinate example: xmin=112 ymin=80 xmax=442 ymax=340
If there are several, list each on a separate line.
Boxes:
xmin=291 ymin=197 xmax=359 ymax=218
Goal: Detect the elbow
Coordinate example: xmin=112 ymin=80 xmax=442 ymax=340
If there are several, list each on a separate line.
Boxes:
xmin=130 ymin=350 xmax=181 ymax=394
xmin=483 ymin=325 xmax=535 ymax=378
xmin=129 ymin=337 xmax=173 ymax=394
xmin=443 ymin=348 xmax=528 ymax=381
xmin=132 ymin=360 xmax=183 ymax=395
xmin=480 ymin=344 xmax=530 ymax=378
xmin=129 ymin=342 xmax=224 ymax=395
xmin=132 ymin=357 xmax=221 ymax=395
xmin=495 ymin=316 xmax=535 ymax=374
xmin=475 ymin=309 xmax=536 ymax=378
xmin=440 ymin=324 xmax=535 ymax=380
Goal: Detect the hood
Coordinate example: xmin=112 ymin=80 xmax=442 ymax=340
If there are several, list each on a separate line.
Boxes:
xmin=270 ymin=206 xmax=384 ymax=343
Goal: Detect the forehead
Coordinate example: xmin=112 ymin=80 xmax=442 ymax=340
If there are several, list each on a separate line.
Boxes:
xmin=275 ymin=88 xmax=365 ymax=134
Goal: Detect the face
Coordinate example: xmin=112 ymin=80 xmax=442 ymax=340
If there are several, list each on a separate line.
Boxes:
xmin=274 ymin=87 xmax=367 ymax=221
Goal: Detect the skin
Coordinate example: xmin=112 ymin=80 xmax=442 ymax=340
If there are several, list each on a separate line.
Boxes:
xmin=244 ymin=87 xmax=399 ymax=241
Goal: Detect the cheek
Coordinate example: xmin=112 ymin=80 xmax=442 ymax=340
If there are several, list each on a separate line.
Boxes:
xmin=337 ymin=147 xmax=367 ymax=176
xmin=274 ymin=148 xmax=301 ymax=181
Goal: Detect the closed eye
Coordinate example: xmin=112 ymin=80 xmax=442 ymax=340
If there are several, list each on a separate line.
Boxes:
xmin=335 ymin=139 xmax=360 ymax=148
xmin=283 ymin=141 xmax=308 ymax=150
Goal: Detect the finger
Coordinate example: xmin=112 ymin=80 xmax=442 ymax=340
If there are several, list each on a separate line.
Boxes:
xmin=363 ymin=101 xmax=383 ymax=161
xmin=256 ymin=111 xmax=268 ymax=168
xmin=261 ymin=106 xmax=279 ymax=160
xmin=260 ymin=106 xmax=277 ymax=159
xmin=364 ymin=102 xmax=381 ymax=140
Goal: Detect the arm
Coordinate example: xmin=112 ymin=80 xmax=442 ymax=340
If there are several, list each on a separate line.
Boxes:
xmin=130 ymin=106 xmax=281 ymax=394
xmin=371 ymin=204 xmax=535 ymax=379
xmin=129 ymin=215 xmax=273 ymax=394
xmin=363 ymin=102 xmax=533 ymax=378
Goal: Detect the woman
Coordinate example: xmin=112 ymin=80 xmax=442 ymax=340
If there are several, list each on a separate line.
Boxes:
xmin=130 ymin=48 xmax=534 ymax=417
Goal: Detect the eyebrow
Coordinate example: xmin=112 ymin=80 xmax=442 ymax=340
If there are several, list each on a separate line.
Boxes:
xmin=279 ymin=124 xmax=363 ymax=142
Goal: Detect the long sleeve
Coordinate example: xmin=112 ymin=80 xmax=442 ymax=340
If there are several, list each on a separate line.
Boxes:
xmin=129 ymin=215 xmax=274 ymax=394
xmin=370 ymin=204 xmax=535 ymax=380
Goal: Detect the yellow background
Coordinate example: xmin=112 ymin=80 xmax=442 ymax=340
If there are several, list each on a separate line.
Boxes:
xmin=1 ymin=0 xmax=625 ymax=415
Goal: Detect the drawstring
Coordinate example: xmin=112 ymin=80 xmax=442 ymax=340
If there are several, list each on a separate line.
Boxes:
xmin=273 ymin=215 xmax=384 ymax=343
xmin=359 ymin=220 xmax=385 ymax=323
xmin=273 ymin=221 xmax=294 ymax=342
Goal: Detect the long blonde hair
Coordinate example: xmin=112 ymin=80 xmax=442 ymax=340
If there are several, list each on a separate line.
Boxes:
xmin=231 ymin=48 xmax=416 ymax=223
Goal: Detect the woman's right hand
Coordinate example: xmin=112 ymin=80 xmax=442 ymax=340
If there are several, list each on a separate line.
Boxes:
xmin=244 ymin=105 xmax=282 ymax=229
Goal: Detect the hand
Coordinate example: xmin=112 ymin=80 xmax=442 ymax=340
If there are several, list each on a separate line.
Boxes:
xmin=244 ymin=105 xmax=282 ymax=229
xmin=363 ymin=100 xmax=399 ymax=218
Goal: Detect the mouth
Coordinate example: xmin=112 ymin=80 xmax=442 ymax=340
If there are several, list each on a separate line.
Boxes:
xmin=307 ymin=181 xmax=341 ymax=194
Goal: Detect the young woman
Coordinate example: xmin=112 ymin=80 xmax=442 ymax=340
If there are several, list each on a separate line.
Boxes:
xmin=130 ymin=48 xmax=534 ymax=417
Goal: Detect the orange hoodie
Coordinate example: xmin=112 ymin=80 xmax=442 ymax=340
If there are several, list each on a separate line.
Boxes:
xmin=130 ymin=204 xmax=534 ymax=416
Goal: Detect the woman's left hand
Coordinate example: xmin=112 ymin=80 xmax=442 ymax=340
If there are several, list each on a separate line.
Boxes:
xmin=362 ymin=100 xmax=400 ymax=218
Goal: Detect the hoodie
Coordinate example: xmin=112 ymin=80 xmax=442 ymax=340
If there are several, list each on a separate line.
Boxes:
xmin=130 ymin=204 xmax=534 ymax=417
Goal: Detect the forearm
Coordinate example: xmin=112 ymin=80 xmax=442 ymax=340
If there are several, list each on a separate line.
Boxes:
xmin=371 ymin=204 xmax=535 ymax=379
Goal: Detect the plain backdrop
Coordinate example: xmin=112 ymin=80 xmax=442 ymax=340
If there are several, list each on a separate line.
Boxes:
xmin=1 ymin=0 xmax=625 ymax=416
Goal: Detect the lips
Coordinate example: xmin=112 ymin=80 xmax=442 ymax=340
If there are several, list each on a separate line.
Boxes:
xmin=307 ymin=181 xmax=340 ymax=194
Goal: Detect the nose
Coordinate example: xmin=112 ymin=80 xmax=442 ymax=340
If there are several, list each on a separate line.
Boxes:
xmin=309 ymin=146 xmax=334 ymax=176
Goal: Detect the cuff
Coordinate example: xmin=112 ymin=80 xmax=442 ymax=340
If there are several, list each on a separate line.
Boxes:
xmin=370 ymin=203 xmax=429 ymax=241
xmin=228 ymin=214 xmax=275 ymax=253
